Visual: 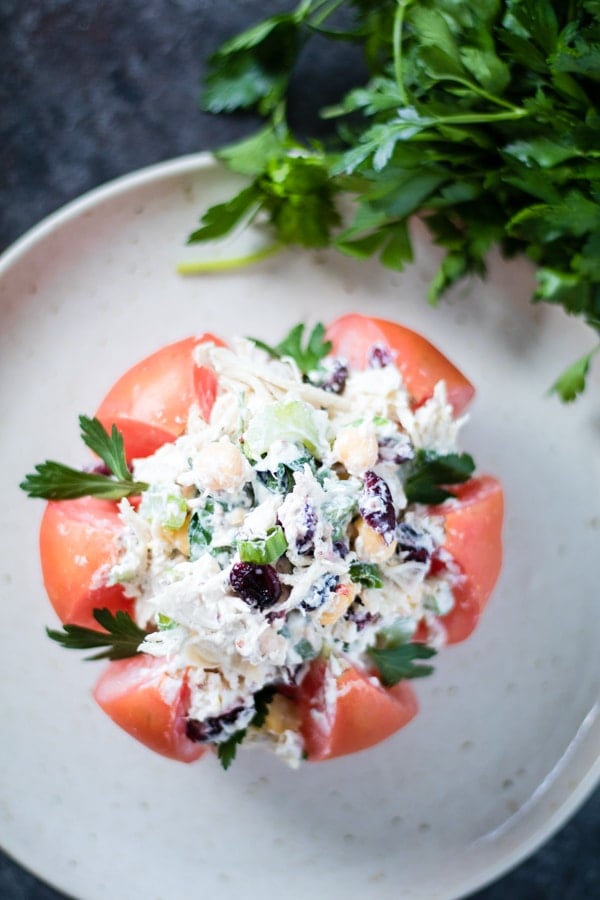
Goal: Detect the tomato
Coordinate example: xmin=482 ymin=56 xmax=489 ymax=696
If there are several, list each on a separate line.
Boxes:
xmin=325 ymin=313 xmax=475 ymax=415
xmin=424 ymin=475 xmax=504 ymax=643
xmin=40 ymin=497 xmax=132 ymax=629
xmin=93 ymin=656 xmax=206 ymax=762
xmin=297 ymin=659 xmax=418 ymax=761
xmin=95 ymin=334 xmax=224 ymax=461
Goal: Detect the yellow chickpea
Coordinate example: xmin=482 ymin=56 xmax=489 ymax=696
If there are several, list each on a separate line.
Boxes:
xmin=264 ymin=693 xmax=301 ymax=736
xmin=195 ymin=440 xmax=247 ymax=492
xmin=332 ymin=424 xmax=378 ymax=476
xmin=319 ymin=582 xmax=358 ymax=626
xmin=355 ymin=516 xmax=397 ymax=562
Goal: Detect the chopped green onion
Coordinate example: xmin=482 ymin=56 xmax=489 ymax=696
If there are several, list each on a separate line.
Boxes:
xmin=237 ymin=525 xmax=288 ymax=564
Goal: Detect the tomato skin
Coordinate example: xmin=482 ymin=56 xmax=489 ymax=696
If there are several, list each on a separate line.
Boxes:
xmin=93 ymin=656 xmax=206 ymax=762
xmin=40 ymin=497 xmax=133 ymax=629
xmin=325 ymin=313 xmax=475 ymax=415
xmin=424 ymin=475 xmax=504 ymax=644
xmin=297 ymin=660 xmax=418 ymax=761
xmin=95 ymin=334 xmax=224 ymax=461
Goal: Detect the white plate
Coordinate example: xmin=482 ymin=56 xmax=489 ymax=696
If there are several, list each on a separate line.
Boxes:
xmin=0 ymin=154 xmax=598 ymax=900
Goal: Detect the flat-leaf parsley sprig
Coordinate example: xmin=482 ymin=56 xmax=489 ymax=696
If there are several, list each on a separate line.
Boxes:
xmin=20 ymin=415 xmax=148 ymax=500
xmin=186 ymin=0 xmax=600 ymax=400
xmin=47 ymin=608 xmax=150 ymax=661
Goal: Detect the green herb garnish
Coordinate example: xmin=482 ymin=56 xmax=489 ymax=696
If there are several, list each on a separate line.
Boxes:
xmin=20 ymin=416 xmax=148 ymax=500
xmin=349 ymin=561 xmax=384 ymax=589
xmin=368 ymin=643 xmax=437 ymax=686
xmin=249 ymin=322 xmax=332 ymax=375
xmin=189 ymin=0 xmax=600 ymax=398
xmin=217 ymin=686 xmax=277 ymax=769
xmin=46 ymin=608 xmax=149 ymax=661
xmin=403 ymin=450 xmax=475 ymax=504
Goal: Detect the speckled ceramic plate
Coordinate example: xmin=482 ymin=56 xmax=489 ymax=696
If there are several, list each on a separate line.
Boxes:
xmin=0 ymin=154 xmax=598 ymax=900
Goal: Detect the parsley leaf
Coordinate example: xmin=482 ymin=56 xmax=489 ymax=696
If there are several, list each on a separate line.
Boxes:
xmin=368 ymin=643 xmax=437 ymax=686
xmin=549 ymin=345 xmax=600 ymax=402
xmin=46 ymin=609 xmax=149 ymax=661
xmin=349 ymin=562 xmax=384 ymax=589
xmin=249 ymin=322 xmax=332 ymax=375
xmin=217 ymin=686 xmax=277 ymax=770
xmin=20 ymin=416 xmax=148 ymax=500
xmin=194 ymin=0 xmax=600 ymax=400
xmin=403 ymin=450 xmax=475 ymax=504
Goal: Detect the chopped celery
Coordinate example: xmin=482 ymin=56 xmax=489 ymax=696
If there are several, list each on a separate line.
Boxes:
xmin=142 ymin=485 xmax=187 ymax=530
xmin=244 ymin=401 xmax=328 ymax=459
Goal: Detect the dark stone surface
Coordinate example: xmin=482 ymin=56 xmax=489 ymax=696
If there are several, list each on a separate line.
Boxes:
xmin=1 ymin=1 xmax=598 ymax=897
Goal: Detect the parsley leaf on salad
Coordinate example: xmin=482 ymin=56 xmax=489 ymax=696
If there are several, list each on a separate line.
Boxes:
xmin=368 ymin=643 xmax=437 ymax=686
xmin=20 ymin=416 xmax=148 ymax=500
xmin=46 ymin=608 xmax=149 ymax=661
xmin=185 ymin=0 xmax=600 ymax=398
xmin=403 ymin=450 xmax=475 ymax=504
xmin=249 ymin=321 xmax=332 ymax=374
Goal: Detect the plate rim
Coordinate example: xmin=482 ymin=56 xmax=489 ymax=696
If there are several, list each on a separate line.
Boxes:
xmin=1 ymin=152 xmax=599 ymax=900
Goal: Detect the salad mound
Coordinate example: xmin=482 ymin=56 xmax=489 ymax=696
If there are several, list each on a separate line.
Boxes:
xmin=22 ymin=316 xmax=503 ymax=768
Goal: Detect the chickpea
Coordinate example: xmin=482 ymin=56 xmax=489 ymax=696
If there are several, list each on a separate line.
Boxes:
xmin=195 ymin=440 xmax=247 ymax=492
xmin=332 ymin=424 xmax=378 ymax=476
xmin=264 ymin=693 xmax=301 ymax=735
xmin=355 ymin=516 xmax=397 ymax=562
xmin=320 ymin=582 xmax=358 ymax=626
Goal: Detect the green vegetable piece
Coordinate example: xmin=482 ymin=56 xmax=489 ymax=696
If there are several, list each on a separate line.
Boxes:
xmin=244 ymin=400 xmax=327 ymax=458
xmin=142 ymin=485 xmax=187 ymax=530
xmin=549 ymin=345 xmax=600 ymax=403
xmin=217 ymin=686 xmax=276 ymax=769
xmin=188 ymin=501 xmax=215 ymax=560
xmin=403 ymin=450 xmax=475 ymax=504
xmin=368 ymin=643 xmax=437 ymax=686
xmin=349 ymin=562 xmax=384 ymax=589
xmin=249 ymin=321 xmax=332 ymax=375
xmin=293 ymin=638 xmax=316 ymax=660
xmin=20 ymin=416 xmax=148 ymax=500
xmin=237 ymin=525 xmax=288 ymax=564
xmin=46 ymin=608 xmax=149 ymax=661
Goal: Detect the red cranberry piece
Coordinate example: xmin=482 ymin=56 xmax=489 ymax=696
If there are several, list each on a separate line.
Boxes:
xmin=368 ymin=343 xmax=394 ymax=368
xmin=185 ymin=705 xmax=247 ymax=743
xmin=322 ymin=359 xmax=349 ymax=394
xmin=230 ymin=562 xmax=281 ymax=610
xmin=295 ymin=502 xmax=317 ymax=555
xmin=396 ymin=522 xmax=433 ymax=563
xmin=359 ymin=470 xmax=396 ymax=543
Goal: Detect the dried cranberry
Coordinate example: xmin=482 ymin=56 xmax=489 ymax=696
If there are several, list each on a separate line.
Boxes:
xmin=377 ymin=435 xmax=414 ymax=464
xmin=295 ymin=502 xmax=317 ymax=555
xmin=359 ymin=470 xmax=396 ymax=543
xmin=185 ymin=705 xmax=247 ymax=743
xmin=321 ymin=358 xmax=349 ymax=394
xmin=368 ymin=343 xmax=394 ymax=368
xmin=333 ymin=540 xmax=348 ymax=558
xmin=396 ymin=522 xmax=433 ymax=563
xmin=345 ymin=599 xmax=378 ymax=631
xmin=230 ymin=562 xmax=281 ymax=610
xmin=300 ymin=573 xmax=339 ymax=611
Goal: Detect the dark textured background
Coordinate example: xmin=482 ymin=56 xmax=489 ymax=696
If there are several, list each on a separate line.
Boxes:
xmin=1 ymin=2 xmax=598 ymax=897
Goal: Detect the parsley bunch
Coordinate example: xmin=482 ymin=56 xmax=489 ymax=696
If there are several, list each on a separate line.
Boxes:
xmin=188 ymin=0 xmax=600 ymax=400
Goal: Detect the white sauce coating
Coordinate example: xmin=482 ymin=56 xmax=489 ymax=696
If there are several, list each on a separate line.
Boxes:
xmin=110 ymin=338 xmax=467 ymax=765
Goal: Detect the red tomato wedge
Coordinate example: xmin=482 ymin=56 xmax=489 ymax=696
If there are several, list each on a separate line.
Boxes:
xmin=94 ymin=656 xmax=206 ymax=762
xmin=325 ymin=313 xmax=475 ymax=415
xmin=297 ymin=660 xmax=418 ymax=761
xmin=95 ymin=334 xmax=224 ymax=461
xmin=40 ymin=497 xmax=132 ymax=629
xmin=430 ymin=475 xmax=504 ymax=643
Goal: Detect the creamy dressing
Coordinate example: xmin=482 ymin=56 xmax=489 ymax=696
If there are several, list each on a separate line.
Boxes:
xmin=110 ymin=338 xmax=465 ymax=765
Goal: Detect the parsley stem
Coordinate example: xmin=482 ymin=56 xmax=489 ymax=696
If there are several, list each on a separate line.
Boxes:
xmin=393 ymin=0 xmax=412 ymax=107
xmin=177 ymin=242 xmax=284 ymax=275
xmin=433 ymin=74 xmax=523 ymax=113
xmin=309 ymin=0 xmax=346 ymax=29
